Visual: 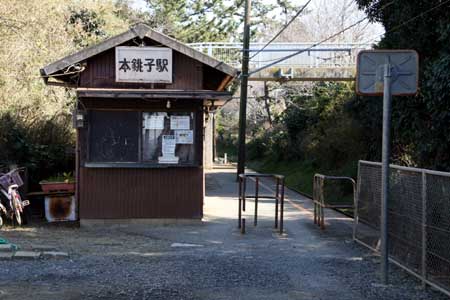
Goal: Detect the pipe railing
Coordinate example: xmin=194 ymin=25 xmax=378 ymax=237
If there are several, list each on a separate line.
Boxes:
xmin=313 ymin=174 xmax=356 ymax=237
xmin=238 ymin=173 xmax=285 ymax=235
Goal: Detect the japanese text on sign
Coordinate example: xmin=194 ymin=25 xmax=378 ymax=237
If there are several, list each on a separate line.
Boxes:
xmin=175 ymin=130 xmax=194 ymax=144
xmin=170 ymin=116 xmax=190 ymax=130
xmin=162 ymin=135 xmax=176 ymax=155
xmin=115 ymin=46 xmax=172 ymax=83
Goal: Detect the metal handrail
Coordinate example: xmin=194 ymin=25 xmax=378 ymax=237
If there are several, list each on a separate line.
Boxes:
xmin=313 ymin=174 xmax=356 ymax=237
xmin=189 ymin=42 xmax=373 ymax=70
xmin=238 ymin=173 xmax=285 ymax=235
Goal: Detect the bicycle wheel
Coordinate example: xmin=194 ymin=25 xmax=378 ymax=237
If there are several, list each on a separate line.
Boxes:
xmin=11 ymin=191 xmax=22 ymax=226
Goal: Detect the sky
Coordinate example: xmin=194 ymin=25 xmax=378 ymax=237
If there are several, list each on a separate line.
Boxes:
xmin=130 ymin=0 xmax=385 ymax=43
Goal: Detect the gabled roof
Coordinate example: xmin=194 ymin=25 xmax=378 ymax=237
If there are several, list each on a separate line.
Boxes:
xmin=41 ymin=23 xmax=238 ymax=78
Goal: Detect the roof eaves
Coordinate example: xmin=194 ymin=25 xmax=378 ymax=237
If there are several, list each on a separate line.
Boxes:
xmin=41 ymin=23 xmax=238 ymax=79
xmin=42 ymin=29 xmax=138 ymax=76
xmin=145 ymin=30 xmax=238 ymax=77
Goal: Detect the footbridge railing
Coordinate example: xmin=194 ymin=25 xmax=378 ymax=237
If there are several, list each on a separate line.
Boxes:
xmin=189 ymin=42 xmax=373 ymax=81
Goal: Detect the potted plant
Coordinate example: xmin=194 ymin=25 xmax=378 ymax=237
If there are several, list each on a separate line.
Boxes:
xmin=40 ymin=172 xmax=75 ymax=193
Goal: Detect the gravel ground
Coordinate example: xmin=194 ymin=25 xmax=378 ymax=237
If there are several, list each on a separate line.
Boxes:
xmin=0 ymin=167 xmax=447 ymax=300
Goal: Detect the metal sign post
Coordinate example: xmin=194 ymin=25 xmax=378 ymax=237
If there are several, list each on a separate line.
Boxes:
xmin=356 ymin=50 xmax=418 ymax=284
xmin=380 ymin=62 xmax=392 ymax=284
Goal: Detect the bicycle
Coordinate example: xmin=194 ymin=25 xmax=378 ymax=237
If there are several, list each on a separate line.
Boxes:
xmin=0 ymin=169 xmax=29 ymax=227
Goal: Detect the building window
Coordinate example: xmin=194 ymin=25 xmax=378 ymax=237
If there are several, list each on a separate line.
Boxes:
xmin=89 ymin=111 xmax=139 ymax=162
xmin=88 ymin=110 xmax=197 ymax=166
xmin=142 ymin=112 xmax=195 ymax=164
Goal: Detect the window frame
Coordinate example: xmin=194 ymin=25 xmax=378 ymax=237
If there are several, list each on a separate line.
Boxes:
xmin=85 ymin=108 xmax=200 ymax=168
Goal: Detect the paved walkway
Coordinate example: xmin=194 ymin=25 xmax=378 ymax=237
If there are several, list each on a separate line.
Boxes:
xmin=0 ymin=166 xmax=446 ymax=300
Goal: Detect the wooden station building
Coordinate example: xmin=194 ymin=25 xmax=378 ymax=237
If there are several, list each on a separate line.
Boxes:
xmin=40 ymin=23 xmax=237 ymax=223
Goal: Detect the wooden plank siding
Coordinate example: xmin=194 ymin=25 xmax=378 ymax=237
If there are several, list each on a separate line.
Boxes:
xmin=79 ymin=167 xmax=203 ymax=219
xmin=77 ymin=98 xmax=204 ymax=219
xmin=79 ymin=40 xmax=204 ymax=90
xmin=70 ymin=35 xmax=227 ymax=220
xmin=41 ymin=24 xmax=237 ymax=221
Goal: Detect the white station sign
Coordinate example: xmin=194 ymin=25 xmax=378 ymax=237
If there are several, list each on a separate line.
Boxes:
xmin=115 ymin=46 xmax=173 ymax=83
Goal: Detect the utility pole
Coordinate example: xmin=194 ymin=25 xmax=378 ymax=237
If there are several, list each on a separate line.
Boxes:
xmin=237 ymin=0 xmax=251 ymax=179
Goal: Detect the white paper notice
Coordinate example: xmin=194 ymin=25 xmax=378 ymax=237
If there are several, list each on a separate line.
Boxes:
xmin=170 ymin=116 xmax=190 ymax=130
xmin=145 ymin=115 xmax=165 ymax=129
xmin=162 ymin=135 xmax=176 ymax=155
xmin=175 ymin=130 xmax=193 ymax=144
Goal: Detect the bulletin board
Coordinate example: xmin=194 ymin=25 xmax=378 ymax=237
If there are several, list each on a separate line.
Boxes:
xmin=87 ymin=110 xmax=196 ymax=166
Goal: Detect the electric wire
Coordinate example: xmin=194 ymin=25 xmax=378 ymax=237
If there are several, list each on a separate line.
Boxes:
xmin=248 ymin=16 xmax=368 ymax=75
xmin=249 ymin=0 xmax=449 ymax=73
xmin=247 ymin=0 xmax=397 ymax=73
xmin=359 ymin=0 xmax=450 ymax=45
xmin=248 ymin=0 xmax=313 ymax=61
xmin=308 ymin=0 xmax=450 ymax=66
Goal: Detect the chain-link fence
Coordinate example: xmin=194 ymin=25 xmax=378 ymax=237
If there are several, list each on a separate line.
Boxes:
xmin=355 ymin=160 xmax=450 ymax=296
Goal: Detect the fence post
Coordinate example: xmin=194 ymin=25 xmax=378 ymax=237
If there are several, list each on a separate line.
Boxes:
xmin=208 ymin=44 xmax=213 ymax=57
xmin=353 ymin=161 xmax=361 ymax=241
xmin=280 ymin=177 xmax=285 ymax=235
xmin=352 ymin=178 xmax=358 ymax=241
xmin=238 ymin=176 xmax=242 ymax=228
xmin=254 ymin=177 xmax=259 ymax=226
xmin=275 ymin=178 xmax=279 ymax=229
xmin=320 ymin=177 xmax=325 ymax=230
xmin=421 ymin=171 xmax=427 ymax=288
xmin=243 ymin=176 xmax=246 ymax=212
xmin=313 ymin=176 xmax=317 ymax=225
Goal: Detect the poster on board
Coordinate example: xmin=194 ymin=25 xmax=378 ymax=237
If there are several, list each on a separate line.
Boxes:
xmin=144 ymin=115 xmax=165 ymax=130
xmin=175 ymin=130 xmax=194 ymax=144
xmin=162 ymin=135 xmax=176 ymax=155
xmin=170 ymin=116 xmax=190 ymax=130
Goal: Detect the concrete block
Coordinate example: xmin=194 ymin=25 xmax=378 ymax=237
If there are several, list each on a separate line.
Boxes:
xmin=13 ymin=251 xmax=41 ymax=259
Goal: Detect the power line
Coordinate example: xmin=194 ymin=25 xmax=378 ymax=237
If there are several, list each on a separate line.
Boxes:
xmin=247 ymin=0 xmax=450 ymax=79
xmin=359 ymin=0 xmax=450 ymax=45
xmin=248 ymin=0 xmax=450 ymax=73
xmin=247 ymin=0 xmax=397 ymax=75
xmin=248 ymin=0 xmax=313 ymax=61
xmin=329 ymin=0 xmax=450 ymax=61
xmin=248 ymin=17 xmax=368 ymax=75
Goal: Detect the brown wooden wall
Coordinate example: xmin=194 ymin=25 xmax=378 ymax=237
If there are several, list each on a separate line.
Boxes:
xmin=72 ymin=37 xmax=227 ymax=220
xmin=79 ymin=167 xmax=203 ymax=219
xmin=77 ymin=98 xmax=204 ymax=219
xmin=78 ymin=38 xmax=208 ymax=90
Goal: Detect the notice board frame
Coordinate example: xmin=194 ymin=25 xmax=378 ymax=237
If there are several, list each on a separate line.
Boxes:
xmin=85 ymin=108 xmax=200 ymax=168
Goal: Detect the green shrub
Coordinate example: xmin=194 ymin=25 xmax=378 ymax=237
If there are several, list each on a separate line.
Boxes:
xmin=0 ymin=111 xmax=75 ymax=190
